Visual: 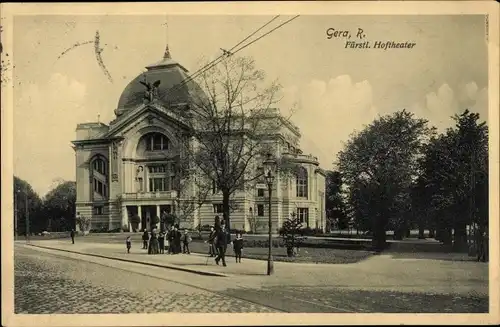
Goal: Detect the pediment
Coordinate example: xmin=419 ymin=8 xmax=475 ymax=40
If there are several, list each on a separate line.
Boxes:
xmin=103 ymin=103 xmax=191 ymax=139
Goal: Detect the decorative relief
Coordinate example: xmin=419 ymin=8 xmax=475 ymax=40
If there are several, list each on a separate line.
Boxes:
xmin=111 ymin=140 xmax=123 ymax=182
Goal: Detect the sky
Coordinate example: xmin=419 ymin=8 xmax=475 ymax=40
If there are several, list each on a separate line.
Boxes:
xmin=12 ymin=14 xmax=488 ymax=197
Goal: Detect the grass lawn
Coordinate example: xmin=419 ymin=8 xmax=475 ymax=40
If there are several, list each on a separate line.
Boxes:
xmin=30 ymin=233 xmax=375 ymax=264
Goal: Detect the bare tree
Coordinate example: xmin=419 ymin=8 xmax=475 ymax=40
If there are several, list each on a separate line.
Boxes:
xmin=175 ymin=55 xmax=296 ymax=231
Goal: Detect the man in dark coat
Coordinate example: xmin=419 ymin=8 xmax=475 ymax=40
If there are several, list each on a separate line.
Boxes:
xmin=70 ymin=230 xmax=75 ymax=244
xmin=173 ymin=224 xmax=182 ymax=254
xmin=206 ymin=226 xmax=217 ymax=257
xmin=215 ymin=221 xmax=230 ymax=267
xmin=167 ymin=226 xmax=175 ymax=254
xmin=142 ymin=229 xmax=149 ymax=249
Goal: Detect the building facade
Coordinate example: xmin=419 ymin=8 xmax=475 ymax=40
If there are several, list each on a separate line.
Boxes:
xmin=72 ymin=46 xmax=326 ymax=233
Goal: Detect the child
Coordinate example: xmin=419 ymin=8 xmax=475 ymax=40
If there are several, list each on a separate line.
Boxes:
xmin=126 ymin=236 xmax=132 ymax=253
xmin=233 ymin=233 xmax=243 ymax=263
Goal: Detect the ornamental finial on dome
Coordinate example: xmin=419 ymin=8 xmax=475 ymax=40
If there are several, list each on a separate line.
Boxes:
xmin=163 ymin=44 xmax=171 ymax=59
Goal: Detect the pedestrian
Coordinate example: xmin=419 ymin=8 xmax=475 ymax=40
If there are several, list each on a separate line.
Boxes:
xmin=205 ymin=226 xmax=217 ymax=257
xmin=158 ymin=232 xmax=165 ymax=254
xmin=70 ymin=229 xmax=75 ymax=244
xmin=215 ymin=220 xmax=229 ymax=267
xmin=173 ymin=224 xmax=182 ymax=254
xmin=182 ymin=230 xmax=192 ymax=254
xmin=125 ymin=236 xmax=132 ymax=253
xmin=233 ymin=232 xmax=243 ymax=263
xmin=142 ymin=229 xmax=149 ymax=249
xmin=149 ymin=229 xmax=159 ymax=254
xmin=167 ymin=226 xmax=175 ymax=254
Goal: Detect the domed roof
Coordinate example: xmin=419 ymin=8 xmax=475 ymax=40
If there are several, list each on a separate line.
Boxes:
xmin=116 ymin=46 xmax=205 ymax=116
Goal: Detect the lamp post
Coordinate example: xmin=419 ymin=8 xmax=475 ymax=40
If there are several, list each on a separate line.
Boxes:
xmin=23 ymin=186 xmax=30 ymax=244
xmin=263 ymin=153 xmax=277 ymax=276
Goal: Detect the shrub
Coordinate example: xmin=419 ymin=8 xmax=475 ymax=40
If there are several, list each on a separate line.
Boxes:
xmin=300 ymin=227 xmax=323 ymax=236
xmin=242 ymin=239 xmax=282 ymax=248
xmin=76 ymin=215 xmax=92 ymax=233
xmin=279 ymin=213 xmax=305 ymax=257
xmin=130 ymin=214 xmax=141 ymax=224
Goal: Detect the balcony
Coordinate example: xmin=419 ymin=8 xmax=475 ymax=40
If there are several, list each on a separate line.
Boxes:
xmin=122 ymin=191 xmax=178 ymax=201
xmin=282 ymin=152 xmax=319 ymax=165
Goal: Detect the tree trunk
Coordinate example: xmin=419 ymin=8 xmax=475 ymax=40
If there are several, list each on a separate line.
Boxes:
xmin=394 ymin=228 xmax=404 ymax=240
xmin=442 ymin=227 xmax=452 ymax=246
xmin=428 ymin=229 xmax=435 ymax=239
xmin=453 ymin=222 xmax=468 ymax=252
xmin=418 ymin=228 xmax=425 ymax=239
xmin=372 ymin=215 xmax=387 ymax=252
xmin=222 ymin=190 xmax=231 ymax=233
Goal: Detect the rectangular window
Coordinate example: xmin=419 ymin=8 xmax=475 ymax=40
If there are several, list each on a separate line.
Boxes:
xmin=138 ymin=178 xmax=143 ymax=192
xmin=213 ymin=204 xmax=223 ymax=214
xmin=297 ymin=208 xmax=309 ymax=227
xmin=148 ymin=165 xmax=167 ymax=173
xmin=257 ymin=204 xmax=264 ymax=216
xmin=257 ymin=188 xmax=265 ymax=197
xmin=149 ymin=177 xmax=168 ymax=192
xmin=94 ymin=206 xmax=103 ymax=215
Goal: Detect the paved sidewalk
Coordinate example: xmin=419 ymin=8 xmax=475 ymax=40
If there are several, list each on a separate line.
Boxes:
xmin=23 ymin=240 xmax=488 ymax=296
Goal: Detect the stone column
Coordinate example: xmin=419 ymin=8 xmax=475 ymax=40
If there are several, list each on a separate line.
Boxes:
xmin=108 ymin=214 xmax=113 ymax=231
xmin=121 ymin=205 xmax=128 ymax=231
xmin=138 ymin=205 xmax=142 ymax=231
xmin=156 ymin=205 xmax=160 ymax=230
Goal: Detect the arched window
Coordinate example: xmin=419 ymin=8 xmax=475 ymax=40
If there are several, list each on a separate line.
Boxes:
xmin=296 ymin=167 xmax=308 ymax=198
xmin=92 ymin=158 xmax=106 ymax=175
xmin=145 ymin=132 xmax=169 ymax=151
xmin=91 ymin=156 xmax=108 ymax=198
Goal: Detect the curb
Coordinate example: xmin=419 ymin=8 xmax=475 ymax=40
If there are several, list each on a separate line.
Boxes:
xmin=27 ymin=244 xmax=229 ymax=278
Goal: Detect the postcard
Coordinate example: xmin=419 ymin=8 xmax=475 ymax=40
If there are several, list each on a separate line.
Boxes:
xmin=1 ymin=1 xmax=499 ymax=326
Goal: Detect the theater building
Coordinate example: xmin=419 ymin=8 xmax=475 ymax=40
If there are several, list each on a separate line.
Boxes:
xmin=72 ymin=46 xmax=326 ymax=233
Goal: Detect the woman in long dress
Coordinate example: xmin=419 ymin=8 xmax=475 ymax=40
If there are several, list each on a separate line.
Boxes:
xmin=149 ymin=229 xmax=160 ymax=254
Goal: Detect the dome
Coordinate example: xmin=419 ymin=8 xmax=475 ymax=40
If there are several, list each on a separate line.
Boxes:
xmin=115 ymin=45 xmax=206 ymax=116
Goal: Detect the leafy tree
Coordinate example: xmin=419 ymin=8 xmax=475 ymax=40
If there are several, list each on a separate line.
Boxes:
xmin=337 ymin=110 xmax=432 ymax=251
xmin=43 ymin=180 xmax=76 ymax=232
xmin=173 ymin=55 xmax=295 ymax=232
xmin=13 ymin=176 xmax=43 ymax=235
xmin=325 ymin=170 xmax=348 ymax=230
xmin=416 ymin=110 xmax=488 ymax=255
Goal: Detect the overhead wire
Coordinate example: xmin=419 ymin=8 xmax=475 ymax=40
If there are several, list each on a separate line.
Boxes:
xmin=159 ymin=15 xmax=300 ymax=102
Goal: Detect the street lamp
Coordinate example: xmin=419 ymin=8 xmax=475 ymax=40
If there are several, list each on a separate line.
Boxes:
xmin=263 ymin=153 xmax=277 ymax=275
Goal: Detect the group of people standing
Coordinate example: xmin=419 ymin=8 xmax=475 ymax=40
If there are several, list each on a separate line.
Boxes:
xmin=206 ymin=216 xmax=244 ymax=266
xmin=124 ymin=215 xmax=244 ymax=267
xmin=139 ymin=224 xmax=192 ymax=255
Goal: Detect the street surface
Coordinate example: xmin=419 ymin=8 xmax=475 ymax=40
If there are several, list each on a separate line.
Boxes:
xmin=14 ymin=243 xmax=489 ymax=313
xmin=14 ymin=245 xmax=278 ymax=313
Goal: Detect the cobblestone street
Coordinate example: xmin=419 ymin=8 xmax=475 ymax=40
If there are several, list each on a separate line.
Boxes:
xmin=14 ymin=244 xmax=488 ymax=314
xmin=14 ymin=246 xmax=278 ymax=314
